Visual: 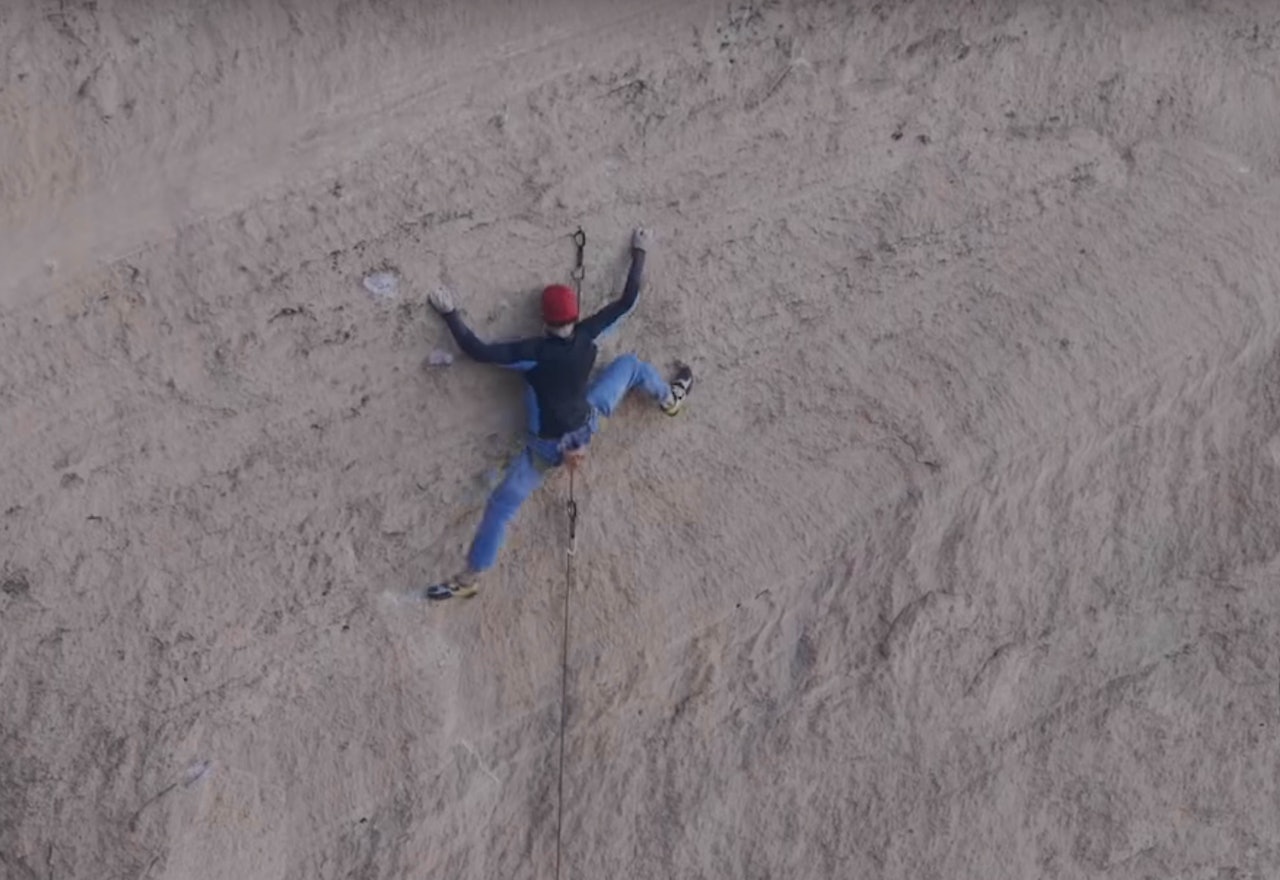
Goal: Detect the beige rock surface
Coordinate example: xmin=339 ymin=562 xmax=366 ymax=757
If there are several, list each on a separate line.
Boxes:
xmin=4 ymin=1 xmax=1280 ymax=877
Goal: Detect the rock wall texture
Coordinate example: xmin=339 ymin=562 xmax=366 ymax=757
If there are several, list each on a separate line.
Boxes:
xmin=3 ymin=1 xmax=1280 ymax=877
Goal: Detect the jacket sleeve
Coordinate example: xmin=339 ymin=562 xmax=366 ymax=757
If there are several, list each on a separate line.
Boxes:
xmin=577 ymin=247 xmax=645 ymax=342
xmin=441 ymin=311 xmax=539 ymax=370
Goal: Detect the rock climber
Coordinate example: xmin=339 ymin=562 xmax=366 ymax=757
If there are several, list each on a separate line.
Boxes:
xmin=420 ymin=227 xmax=693 ymax=600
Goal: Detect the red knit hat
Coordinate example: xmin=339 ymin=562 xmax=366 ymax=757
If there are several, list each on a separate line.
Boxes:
xmin=541 ymin=284 xmax=579 ymax=325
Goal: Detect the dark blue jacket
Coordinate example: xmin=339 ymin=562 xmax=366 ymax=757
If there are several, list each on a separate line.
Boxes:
xmin=442 ymin=248 xmax=645 ymax=438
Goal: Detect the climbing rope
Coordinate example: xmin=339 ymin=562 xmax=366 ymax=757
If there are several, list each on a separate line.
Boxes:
xmin=554 ymin=229 xmax=585 ymax=880
xmin=553 ymin=480 xmax=575 ymax=880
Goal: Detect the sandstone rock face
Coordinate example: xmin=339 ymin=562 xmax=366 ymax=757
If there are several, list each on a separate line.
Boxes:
xmin=3 ymin=1 xmax=1279 ymax=878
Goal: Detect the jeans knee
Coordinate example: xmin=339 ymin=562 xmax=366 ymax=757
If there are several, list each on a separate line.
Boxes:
xmin=489 ymin=483 xmax=522 ymax=513
xmin=487 ymin=460 xmax=538 ymax=515
xmin=493 ymin=478 xmax=530 ymax=510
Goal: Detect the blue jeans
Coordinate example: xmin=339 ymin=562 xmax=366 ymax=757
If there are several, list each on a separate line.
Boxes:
xmin=466 ymin=354 xmax=669 ymax=572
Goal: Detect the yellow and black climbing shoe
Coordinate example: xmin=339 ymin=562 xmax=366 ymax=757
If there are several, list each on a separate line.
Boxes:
xmin=661 ymin=364 xmax=694 ymax=416
xmin=422 ymin=575 xmax=480 ymax=601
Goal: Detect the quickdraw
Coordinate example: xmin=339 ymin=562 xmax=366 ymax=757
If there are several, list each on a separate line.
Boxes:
xmin=570 ymin=226 xmax=586 ymax=294
xmin=566 ymin=465 xmax=580 ymax=552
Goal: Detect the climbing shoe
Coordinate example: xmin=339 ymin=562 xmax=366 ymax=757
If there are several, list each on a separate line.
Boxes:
xmin=661 ymin=364 xmax=694 ymax=416
xmin=422 ymin=572 xmax=480 ymax=601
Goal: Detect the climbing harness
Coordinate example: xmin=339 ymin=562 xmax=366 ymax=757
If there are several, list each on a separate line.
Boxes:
xmin=554 ymin=228 xmax=586 ymax=880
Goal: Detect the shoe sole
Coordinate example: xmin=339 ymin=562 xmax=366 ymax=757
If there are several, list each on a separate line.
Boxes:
xmin=422 ymin=583 xmax=479 ymax=600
